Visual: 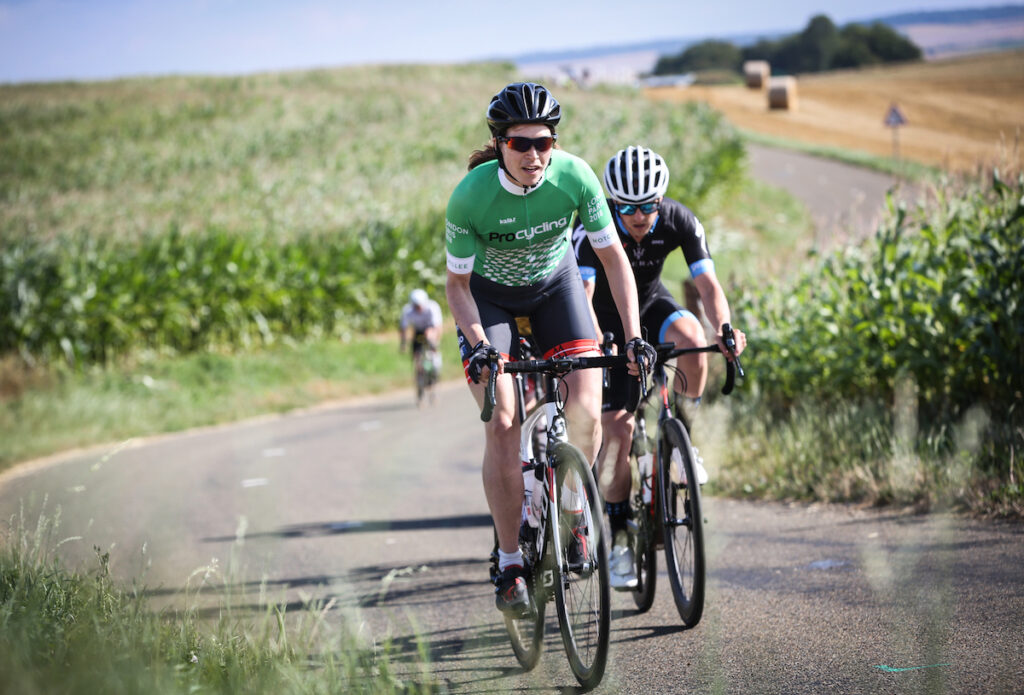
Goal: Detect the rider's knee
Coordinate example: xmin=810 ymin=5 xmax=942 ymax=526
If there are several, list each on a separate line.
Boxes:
xmin=670 ymin=314 xmax=705 ymax=347
xmin=605 ymin=411 xmax=633 ymax=444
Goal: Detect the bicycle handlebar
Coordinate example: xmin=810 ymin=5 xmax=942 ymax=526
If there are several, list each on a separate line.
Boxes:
xmin=652 ymin=322 xmax=746 ymax=396
xmin=480 ymin=353 xmax=638 ymax=422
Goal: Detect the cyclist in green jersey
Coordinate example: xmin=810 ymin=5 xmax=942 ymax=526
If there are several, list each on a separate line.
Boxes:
xmin=445 ymin=82 xmax=654 ymax=616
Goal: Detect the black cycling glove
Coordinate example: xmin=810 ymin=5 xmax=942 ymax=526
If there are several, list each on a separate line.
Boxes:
xmin=625 ymin=337 xmax=656 ymax=371
xmin=466 ymin=340 xmax=498 ymax=384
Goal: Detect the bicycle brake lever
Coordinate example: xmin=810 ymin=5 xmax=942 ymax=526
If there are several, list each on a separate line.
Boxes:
xmin=720 ymin=323 xmax=744 ymax=394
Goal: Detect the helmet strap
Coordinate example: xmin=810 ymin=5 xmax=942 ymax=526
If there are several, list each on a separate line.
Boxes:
xmin=494 ymin=142 xmax=514 ymax=179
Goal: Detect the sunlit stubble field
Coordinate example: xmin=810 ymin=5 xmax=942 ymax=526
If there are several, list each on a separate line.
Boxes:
xmin=646 ymin=48 xmax=1024 ymax=172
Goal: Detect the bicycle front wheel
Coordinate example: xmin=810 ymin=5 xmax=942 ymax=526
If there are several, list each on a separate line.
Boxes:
xmin=551 ymin=442 xmax=610 ymax=690
xmin=658 ymin=418 xmax=706 ymax=627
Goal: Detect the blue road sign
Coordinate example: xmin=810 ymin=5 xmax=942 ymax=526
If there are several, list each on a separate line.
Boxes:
xmin=884 ymin=103 xmax=908 ymax=128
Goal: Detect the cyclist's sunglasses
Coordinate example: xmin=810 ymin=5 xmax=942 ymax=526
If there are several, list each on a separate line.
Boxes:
xmin=617 ymin=201 xmax=660 ymax=216
xmin=499 ymin=134 xmax=557 ymax=153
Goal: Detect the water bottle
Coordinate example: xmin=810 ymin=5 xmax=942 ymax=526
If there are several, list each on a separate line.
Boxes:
xmin=529 ymin=465 xmax=545 ymax=527
xmin=521 ymin=461 xmax=535 ymax=526
xmin=637 ymin=451 xmax=654 ymax=505
xmin=522 ymin=462 xmax=544 ymax=528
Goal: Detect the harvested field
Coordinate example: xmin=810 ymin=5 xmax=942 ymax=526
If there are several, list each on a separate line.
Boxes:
xmin=646 ymin=49 xmax=1024 ymax=172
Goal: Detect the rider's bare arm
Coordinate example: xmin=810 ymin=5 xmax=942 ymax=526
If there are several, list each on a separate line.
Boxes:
xmin=693 ymin=271 xmax=745 ymax=357
xmin=581 ymin=276 xmax=603 ymax=341
xmin=592 ymin=242 xmax=643 ymax=372
xmin=592 ymin=243 xmax=640 ymax=341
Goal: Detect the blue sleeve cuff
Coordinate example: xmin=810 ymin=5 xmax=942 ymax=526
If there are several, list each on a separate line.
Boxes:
xmin=689 ymin=258 xmax=715 ymax=279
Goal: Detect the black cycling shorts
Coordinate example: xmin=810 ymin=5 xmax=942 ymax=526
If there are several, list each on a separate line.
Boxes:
xmin=411 ymin=331 xmax=429 ymax=359
xmin=596 ymin=284 xmax=696 ymax=412
xmin=457 ymin=251 xmax=599 ymax=381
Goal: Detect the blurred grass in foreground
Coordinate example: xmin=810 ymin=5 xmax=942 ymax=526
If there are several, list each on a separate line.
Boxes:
xmin=0 ymin=507 xmax=437 ymax=694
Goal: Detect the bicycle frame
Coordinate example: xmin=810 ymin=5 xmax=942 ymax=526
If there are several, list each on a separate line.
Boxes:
xmin=515 ymin=369 xmax=581 ymax=584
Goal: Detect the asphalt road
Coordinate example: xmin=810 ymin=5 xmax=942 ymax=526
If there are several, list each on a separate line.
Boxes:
xmin=746 ymin=143 xmax=917 ymax=248
xmin=2 ymin=147 xmax=1021 ymax=694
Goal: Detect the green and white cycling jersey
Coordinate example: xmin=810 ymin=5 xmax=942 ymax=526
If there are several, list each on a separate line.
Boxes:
xmin=445 ymin=150 xmax=616 ymax=286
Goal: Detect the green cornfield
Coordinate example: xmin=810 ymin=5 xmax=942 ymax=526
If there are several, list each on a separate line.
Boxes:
xmin=723 ymin=169 xmax=1024 ymax=511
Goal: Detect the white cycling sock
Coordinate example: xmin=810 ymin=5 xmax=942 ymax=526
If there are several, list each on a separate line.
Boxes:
xmin=498 ymin=548 xmax=524 ymax=571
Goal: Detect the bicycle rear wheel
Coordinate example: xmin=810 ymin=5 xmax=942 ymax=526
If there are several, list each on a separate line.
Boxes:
xmin=504 ymin=595 xmax=546 ymax=670
xmin=626 ymin=438 xmax=659 ymax=610
xmin=551 ymin=442 xmax=610 ymax=690
xmin=658 ymin=418 xmax=705 ymax=627
xmin=631 ymin=488 xmax=658 ymax=612
xmin=504 ymin=523 xmax=549 ymax=670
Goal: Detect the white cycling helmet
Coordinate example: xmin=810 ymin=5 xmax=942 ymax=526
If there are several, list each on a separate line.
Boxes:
xmin=603 ymin=146 xmax=670 ymax=204
xmin=410 ymin=288 xmax=429 ymax=307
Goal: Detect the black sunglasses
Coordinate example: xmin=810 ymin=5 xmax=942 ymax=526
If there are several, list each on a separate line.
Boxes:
xmin=499 ymin=134 xmax=557 ymax=153
xmin=617 ymin=201 xmax=660 ymax=216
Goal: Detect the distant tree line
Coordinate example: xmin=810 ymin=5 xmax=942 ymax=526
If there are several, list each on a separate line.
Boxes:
xmin=653 ymin=15 xmax=922 ymax=76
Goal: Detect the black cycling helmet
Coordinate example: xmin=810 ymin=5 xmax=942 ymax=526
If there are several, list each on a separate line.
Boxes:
xmin=486 ymin=82 xmax=561 ymax=136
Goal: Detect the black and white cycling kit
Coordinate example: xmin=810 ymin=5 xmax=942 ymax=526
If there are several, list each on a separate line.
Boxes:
xmin=574 ymin=196 xmax=714 ymax=410
xmin=446 ymin=151 xmax=616 ymax=377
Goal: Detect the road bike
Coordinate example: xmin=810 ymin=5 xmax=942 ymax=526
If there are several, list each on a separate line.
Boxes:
xmin=624 ymin=323 xmax=744 ymax=627
xmin=481 ymin=348 xmax=634 ymax=691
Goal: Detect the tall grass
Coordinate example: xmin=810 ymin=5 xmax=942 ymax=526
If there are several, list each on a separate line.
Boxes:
xmin=1 ymin=64 xmax=745 ymax=367
xmin=722 ymin=168 xmax=1024 ymax=514
xmin=0 ymin=506 xmax=436 ymax=694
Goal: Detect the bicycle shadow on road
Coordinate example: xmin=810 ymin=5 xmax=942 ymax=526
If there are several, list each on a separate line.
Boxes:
xmin=141 ymin=555 xmax=489 ymax=602
xmin=201 ymin=512 xmax=494 ymax=543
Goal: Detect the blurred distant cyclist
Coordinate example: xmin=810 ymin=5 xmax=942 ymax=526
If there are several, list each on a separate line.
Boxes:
xmin=573 ymin=145 xmax=746 ymax=590
xmin=400 ymin=288 xmax=443 ymax=404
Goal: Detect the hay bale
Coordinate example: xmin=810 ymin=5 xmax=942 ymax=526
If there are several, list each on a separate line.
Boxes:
xmin=767 ymin=76 xmax=798 ymax=111
xmin=743 ymin=60 xmax=770 ymax=89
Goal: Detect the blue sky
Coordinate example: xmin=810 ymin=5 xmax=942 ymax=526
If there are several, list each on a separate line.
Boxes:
xmin=0 ymin=0 xmax=1012 ymax=83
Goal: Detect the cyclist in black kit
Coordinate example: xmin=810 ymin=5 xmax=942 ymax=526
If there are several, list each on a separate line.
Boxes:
xmin=573 ymin=145 xmax=746 ymax=590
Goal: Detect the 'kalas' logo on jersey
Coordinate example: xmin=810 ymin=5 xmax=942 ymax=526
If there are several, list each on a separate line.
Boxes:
xmin=488 ymin=216 xmax=569 ymax=242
